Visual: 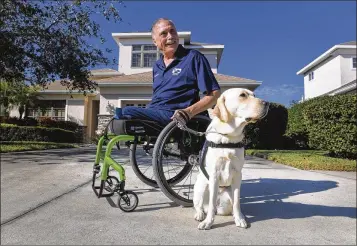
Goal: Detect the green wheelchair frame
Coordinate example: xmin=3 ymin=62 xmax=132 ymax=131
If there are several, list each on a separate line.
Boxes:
xmin=92 ymin=133 xmax=139 ymax=212
xmin=91 ymin=114 xmax=211 ymax=211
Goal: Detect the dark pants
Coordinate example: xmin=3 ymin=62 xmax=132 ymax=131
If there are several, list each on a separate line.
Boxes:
xmin=121 ymin=106 xmax=175 ymax=126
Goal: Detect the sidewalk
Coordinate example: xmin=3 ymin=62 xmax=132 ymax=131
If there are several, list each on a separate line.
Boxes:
xmin=1 ymin=146 xmax=356 ymax=245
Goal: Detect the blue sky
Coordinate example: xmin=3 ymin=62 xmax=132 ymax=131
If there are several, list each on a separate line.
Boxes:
xmin=92 ymin=1 xmax=356 ymax=107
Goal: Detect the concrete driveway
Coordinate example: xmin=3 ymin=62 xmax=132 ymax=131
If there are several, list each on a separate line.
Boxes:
xmin=1 ymin=146 xmax=356 ymax=245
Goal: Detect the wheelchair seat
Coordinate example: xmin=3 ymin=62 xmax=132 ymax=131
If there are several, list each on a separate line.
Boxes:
xmin=108 ymin=119 xmax=165 ymax=137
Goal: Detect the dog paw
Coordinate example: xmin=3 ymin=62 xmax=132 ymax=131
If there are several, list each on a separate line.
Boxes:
xmin=198 ymin=219 xmax=213 ymax=230
xmin=194 ymin=211 xmax=205 ymax=221
xmin=234 ymin=216 xmax=248 ymax=228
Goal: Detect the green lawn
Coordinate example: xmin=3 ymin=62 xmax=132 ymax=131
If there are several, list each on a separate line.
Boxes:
xmin=0 ymin=141 xmax=78 ymax=153
xmin=245 ymin=149 xmax=356 ymax=172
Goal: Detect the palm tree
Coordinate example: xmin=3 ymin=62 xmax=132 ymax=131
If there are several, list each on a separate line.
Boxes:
xmin=0 ymin=81 xmax=14 ymax=117
xmin=15 ymin=85 xmax=42 ymax=119
xmin=0 ymin=80 xmax=41 ymax=119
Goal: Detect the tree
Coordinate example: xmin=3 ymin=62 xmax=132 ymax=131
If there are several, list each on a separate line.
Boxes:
xmin=0 ymin=81 xmax=12 ymax=117
xmin=0 ymin=0 xmax=125 ymax=93
xmin=0 ymin=80 xmax=41 ymax=118
xmin=15 ymin=84 xmax=42 ymax=119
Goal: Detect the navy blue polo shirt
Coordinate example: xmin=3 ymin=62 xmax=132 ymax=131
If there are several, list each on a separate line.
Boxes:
xmin=147 ymin=44 xmax=220 ymax=111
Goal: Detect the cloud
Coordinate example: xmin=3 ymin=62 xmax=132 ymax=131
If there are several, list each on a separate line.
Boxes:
xmin=254 ymin=84 xmax=303 ymax=97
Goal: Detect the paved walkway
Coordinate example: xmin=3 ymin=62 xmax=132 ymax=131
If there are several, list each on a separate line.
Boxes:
xmin=1 ymin=146 xmax=356 ymax=245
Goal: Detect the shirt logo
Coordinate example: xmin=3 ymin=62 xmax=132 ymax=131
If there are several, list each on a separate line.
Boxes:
xmin=172 ymin=68 xmax=182 ymax=76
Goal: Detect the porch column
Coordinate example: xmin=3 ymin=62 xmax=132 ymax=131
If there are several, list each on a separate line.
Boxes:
xmin=83 ymin=95 xmax=95 ymax=142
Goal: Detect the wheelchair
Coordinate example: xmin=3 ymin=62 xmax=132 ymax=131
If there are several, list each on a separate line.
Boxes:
xmin=92 ymin=112 xmax=211 ymax=210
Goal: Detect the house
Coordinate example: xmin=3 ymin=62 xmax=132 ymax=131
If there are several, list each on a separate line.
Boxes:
xmin=296 ymin=41 xmax=356 ymax=101
xmin=10 ymin=31 xmax=262 ymax=141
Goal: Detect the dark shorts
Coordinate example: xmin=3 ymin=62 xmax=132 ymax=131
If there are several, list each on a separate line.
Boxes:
xmin=121 ymin=106 xmax=175 ymax=126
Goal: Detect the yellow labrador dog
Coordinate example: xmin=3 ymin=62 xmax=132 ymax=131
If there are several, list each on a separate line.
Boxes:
xmin=193 ymin=88 xmax=269 ymax=230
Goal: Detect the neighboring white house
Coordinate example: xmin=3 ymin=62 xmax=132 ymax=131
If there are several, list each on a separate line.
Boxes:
xmin=296 ymin=41 xmax=356 ymax=101
xmin=9 ymin=31 xmax=263 ymax=140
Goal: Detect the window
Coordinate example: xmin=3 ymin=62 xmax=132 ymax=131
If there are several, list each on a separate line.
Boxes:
xmin=137 ymin=104 xmax=146 ymax=108
xmin=308 ymin=71 xmax=314 ymax=81
xmin=131 ymin=53 xmax=141 ymax=67
xmin=131 ymin=45 xmax=160 ymax=68
xmin=352 ymin=57 xmax=356 ymax=69
xmin=27 ymin=100 xmax=66 ymax=121
xmin=143 ymin=53 xmax=157 ymax=67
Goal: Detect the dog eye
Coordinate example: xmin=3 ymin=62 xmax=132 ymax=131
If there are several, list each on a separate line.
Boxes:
xmin=239 ymin=93 xmax=246 ymax=97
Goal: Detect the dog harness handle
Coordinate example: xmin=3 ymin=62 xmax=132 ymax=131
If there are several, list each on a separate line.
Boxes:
xmin=199 ymin=141 xmax=210 ymax=180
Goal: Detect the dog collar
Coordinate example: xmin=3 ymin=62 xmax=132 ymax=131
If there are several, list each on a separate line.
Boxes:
xmin=206 ymin=140 xmax=245 ymax=149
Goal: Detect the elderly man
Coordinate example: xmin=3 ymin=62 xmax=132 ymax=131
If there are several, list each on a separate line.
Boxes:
xmin=120 ymin=18 xmax=221 ymax=127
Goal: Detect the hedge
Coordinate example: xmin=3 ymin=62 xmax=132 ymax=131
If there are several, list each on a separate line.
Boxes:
xmin=0 ymin=116 xmax=79 ymax=131
xmin=303 ymin=94 xmax=357 ymax=159
xmin=0 ymin=124 xmax=78 ymax=143
xmin=244 ymin=102 xmax=288 ymax=149
xmin=285 ymin=96 xmax=323 ymax=149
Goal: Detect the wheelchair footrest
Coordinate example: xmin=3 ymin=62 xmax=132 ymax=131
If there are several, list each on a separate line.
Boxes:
xmin=92 ymin=184 xmax=115 ymax=198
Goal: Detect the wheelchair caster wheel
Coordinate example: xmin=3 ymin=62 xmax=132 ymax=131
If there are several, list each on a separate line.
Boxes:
xmin=117 ymin=191 xmax=138 ymax=212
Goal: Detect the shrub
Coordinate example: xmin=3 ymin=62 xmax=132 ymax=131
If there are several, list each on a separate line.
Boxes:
xmin=37 ymin=117 xmax=57 ymax=127
xmin=0 ymin=116 xmax=38 ymax=126
xmin=303 ymin=94 xmax=357 ymax=159
xmin=0 ymin=125 xmax=78 ymax=143
xmin=38 ymin=117 xmax=80 ymax=131
xmin=56 ymin=120 xmax=80 ymax=132
xmin=0 ymin=116 xmax=80 ymax=131
xmin=285 ymin=97 xmax=327 ymax=149
xmin=285 ymin=101 xmax=310 ymax=149
xmin=0 ymin=123 xmax=16 ymax=127
xmin=244 ymin=102 xmax=288 ymax=149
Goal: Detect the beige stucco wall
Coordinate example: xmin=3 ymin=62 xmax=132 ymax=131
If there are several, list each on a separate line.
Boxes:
xmin=99 ymin=86 xmax=153 ymax=115
xmin=67 ymin=99 xmax=85 ymax=125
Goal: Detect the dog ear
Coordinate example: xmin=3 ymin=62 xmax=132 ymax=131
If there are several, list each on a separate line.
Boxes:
xmin=212 ymin=95 xmax=231 ymax=123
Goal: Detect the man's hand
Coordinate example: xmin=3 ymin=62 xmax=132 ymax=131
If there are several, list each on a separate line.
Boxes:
xmin=171 ymin=109 xmax=191 ymax=129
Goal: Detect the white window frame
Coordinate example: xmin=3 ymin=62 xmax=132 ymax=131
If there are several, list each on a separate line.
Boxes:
xmin=308 ymin=71 xmax=314 ymax=81
xmin=352 ymin=57 xmax=356 ymax=70
xmin=131 ymin=45 xmax=161 ymax=68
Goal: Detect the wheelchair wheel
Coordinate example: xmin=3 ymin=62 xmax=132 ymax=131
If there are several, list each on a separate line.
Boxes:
xmin=130 ymin=136 xmax=196 ymax=188
xmin=152 ymin=116 xmax=210 ymax=207
xmin=130 ymin=139 xmax=158 ymax=187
